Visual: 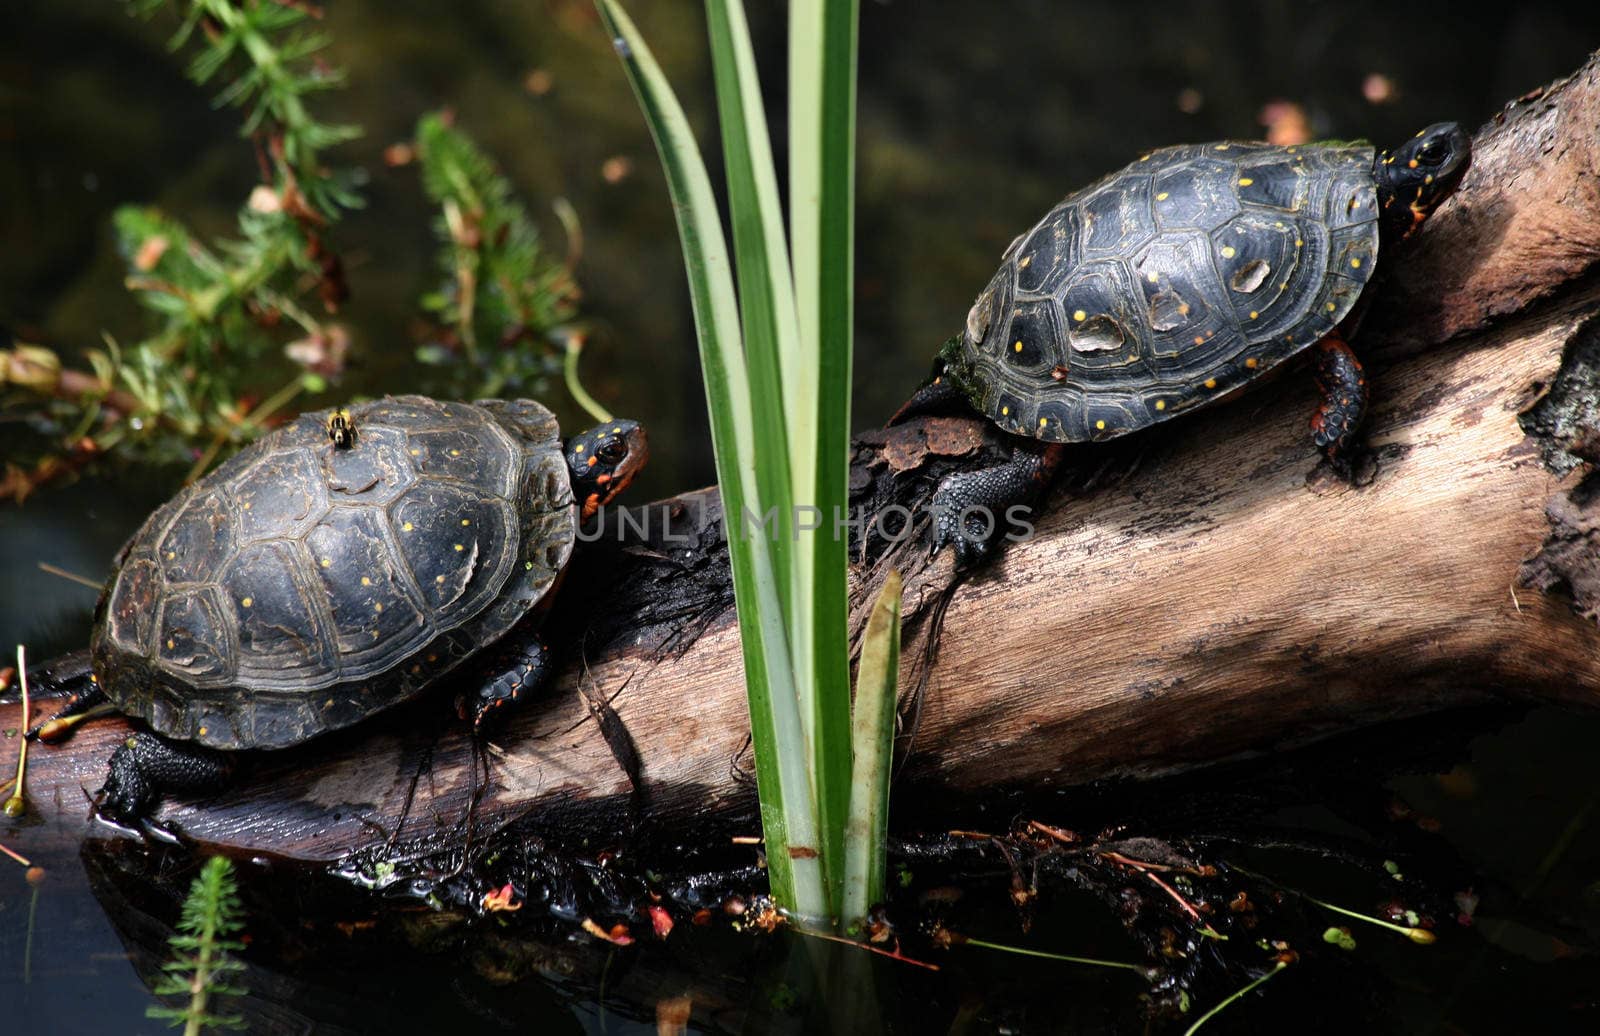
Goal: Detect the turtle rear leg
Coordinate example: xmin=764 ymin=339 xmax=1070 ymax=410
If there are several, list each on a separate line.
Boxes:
xmin=25 ymin=650 xmax=115 ymax=743
xmin=98 ymin=732 xmax=233 ymax=833
xmin=1310 ymin=332 xmax=1369 ymax=469
xmin=887 ymin=361 xmax=970 ymax=426
xmin=933 ymin=440 xmax=1067 ymax=567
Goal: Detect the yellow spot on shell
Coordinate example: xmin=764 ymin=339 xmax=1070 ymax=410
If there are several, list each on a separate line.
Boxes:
xmin=409 ymin=448 xmax=420 ymax=456
xmin=1249 ymin=310 xmax=1259 ymax=320
xmin=1350 ymin=258 xmax=1362 ymax=268
xmin=1221 ymin=246 xmax=1236 ymax=259
xmin=1295 ymin=239 xmax=1303 ymax=247
xmin=1147 ymin=272 xmax=1160 ymax=283
xmin=242 ymin=502 xmax=251 ymax=510
xmin=1155 ymin=400 xmax=1167 ymax=411
xmin=199 ymin=727 xmax=208 ymax=737
xmin=436 ymin=575 xmax=446 ymax=584
xmin=1245 ymin=357 xmax=1259 ymax=369
xmin=1072 ymin=309 xmax=1087 ymax=322
xmin=449 ymin=448 xmax=461 ymax=456
xmin=1214 ymin=143 xmax=1230 ymax=151
xmin=1018 ymin=255 xmax=1032 ymax=268
xmin=320 ymin=557 xmax=331 ymax=568
xmin=1156 ymin=191 xmax=1169 ymax=201
xmin=1326 ymin=302 xmax=1337 ymax=312
xmin=1039 ymin=418 xmax=1049 ymax=428
xmin=1139 ymin=154 xmax=1150 ymax=162
xmin=1095 ymin=419 xmax=1106 ymax=430
xmin=461 ymin=518 xmax=471 ymax=526
xmin=166 ymin=551 xmax=175 ymax=560
xmin=1001 ymin=405 xmax=1010 ymax=416
xmin=574 ymin=444 xmax=584 ymax=453
xmin=1238 ymin=177 xmax=1254 ymax=186
xmin=361 ymin=576 xmax=372 ymax=586
xmin=453 ymin=543 xmax=464 ymax=552
xmin=1014 ymin=340 xmax=1024 ymax=353
xmin=241 ymin=597 xmax=253 ymax=608
xmin=402 ymin=522 xmax=414 ymax=532
xmin=373 ymin=602 xmax=383 ymax=612
xmin=1204 ymin=378 xmax=1217 ymax=389
xmin=166 ymin=638 xmax=176 ymax=650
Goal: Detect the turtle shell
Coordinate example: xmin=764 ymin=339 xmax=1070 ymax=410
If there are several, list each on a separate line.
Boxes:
xmin=951 ymin=140 xmax=1380 ymax=442
xmin=90 ymin=396 xmax=576 ymax=750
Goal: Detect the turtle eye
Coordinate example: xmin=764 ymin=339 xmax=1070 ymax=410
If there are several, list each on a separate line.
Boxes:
xmin=596 ymin=437 xmax=629 ymax=464
xmin=1417 ymin=139 xmax=1447 ymax=164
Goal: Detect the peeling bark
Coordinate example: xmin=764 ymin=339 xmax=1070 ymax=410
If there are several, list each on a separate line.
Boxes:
xmin=7 ymin=54 xmax=1600 ymax=866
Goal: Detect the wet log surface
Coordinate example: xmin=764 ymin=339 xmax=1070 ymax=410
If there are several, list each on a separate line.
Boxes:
xmin=6 ymin=56 xmax=1600 ymax=867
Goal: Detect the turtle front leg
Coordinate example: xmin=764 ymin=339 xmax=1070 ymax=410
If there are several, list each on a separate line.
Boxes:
xmin=98 ymin=732 xmax=234 ymax=832
xmin=467 ymin=639 xmax=552 ymax=734
xmin=1309 ymin=332 xmax=1369 ymax=469
xmin=932 ymin=440 xmax=1067 ymax=567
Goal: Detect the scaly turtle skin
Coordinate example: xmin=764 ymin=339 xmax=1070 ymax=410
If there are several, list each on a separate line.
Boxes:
xmin=37 ymin=395 xmax=648 ymax=826
xmin=896 ymin=123 xmax=1472 ymax=563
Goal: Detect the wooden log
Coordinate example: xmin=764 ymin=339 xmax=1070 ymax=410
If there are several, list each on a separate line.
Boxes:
xmin=6 ymin=55 xmax=1600 ymax=866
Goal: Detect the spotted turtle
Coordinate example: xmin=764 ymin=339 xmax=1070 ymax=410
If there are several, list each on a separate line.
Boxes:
xmin=895 ymin=123 xmax=1471 ymax=563
xmin=35 ymin=395 xmax=647 ymax=826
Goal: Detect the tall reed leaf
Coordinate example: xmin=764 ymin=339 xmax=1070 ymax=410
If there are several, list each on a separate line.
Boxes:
xmin=593 ymin=0 xmax=828 ymax=920
xmin=842 ymin=571 xmax=902 ymax=927
xmin=704 ymin=0 xmax=800 ymax=580
xmin=789 ymin=0 xmax=860 ymax=909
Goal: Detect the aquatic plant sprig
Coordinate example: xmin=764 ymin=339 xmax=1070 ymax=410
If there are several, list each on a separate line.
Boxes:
xmin=1 ymin=0 xmax=363 ymax=501
xmin=412 ymin=111 xmax=582 ymax=400
xmin=135 ymin=0 xmax=363 ymax=221
xmin=147 ymin=856 xmax=249 ymax=1034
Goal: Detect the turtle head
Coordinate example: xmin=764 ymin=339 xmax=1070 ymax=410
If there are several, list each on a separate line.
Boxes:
xmin=1376 ymin=122 xmax=1471 ymax=240
xmin=566 ymin=419 xmax=648 ymax=520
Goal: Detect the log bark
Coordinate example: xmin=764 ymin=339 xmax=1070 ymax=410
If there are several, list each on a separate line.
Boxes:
xmin=7 ymin=55 xmax=1600 ymax=866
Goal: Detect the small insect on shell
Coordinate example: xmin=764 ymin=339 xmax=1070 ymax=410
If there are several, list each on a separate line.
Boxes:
xmin=326 ymin=408 xmax=357 ymax=450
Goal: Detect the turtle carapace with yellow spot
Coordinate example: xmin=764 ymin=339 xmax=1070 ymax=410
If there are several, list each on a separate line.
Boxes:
xmin=31 ymin=395 xmax=647 ymax=828
xmin=893 ymin=122 xmax=1470 ymax=564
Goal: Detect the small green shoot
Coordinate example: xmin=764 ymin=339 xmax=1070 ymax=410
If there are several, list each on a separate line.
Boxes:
xmin=1308 ymin=896 xmax=1436 ymax=944
xmin=1182 ymin=960 xmax=1288 ymax=1036
xmin=147 ymin=856 xmax=249 ymax=1035
xmin=950 ymin=933 xmax=1153 ymax=976
xmin=4 ymin=645 xmax=31 ymax=818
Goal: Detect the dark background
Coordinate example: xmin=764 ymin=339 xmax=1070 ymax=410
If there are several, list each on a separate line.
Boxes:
xmin=3 ymin=2 xmax=1600 ymax=1032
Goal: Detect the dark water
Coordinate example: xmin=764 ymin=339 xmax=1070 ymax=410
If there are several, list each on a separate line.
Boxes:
xmin=4 ymin=1 xmax=1600 ymax=1031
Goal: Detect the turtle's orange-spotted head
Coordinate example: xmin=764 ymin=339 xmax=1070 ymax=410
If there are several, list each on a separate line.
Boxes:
xmin=566 ymin=420 xmax=648 ymax=521
xmin=1376 ymin=122 xmax=1471 ymax=241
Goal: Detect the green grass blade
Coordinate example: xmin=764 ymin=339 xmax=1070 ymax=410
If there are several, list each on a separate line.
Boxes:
xmin=842 ymin=570 xmax=901 ymax=928
xmin=592 ymin=0 xmax=829 ymax=923
xmin=704 ymin=0 xmax=799 ymax=628
xmin=790 ymin=0 xmax=860 ymax=915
